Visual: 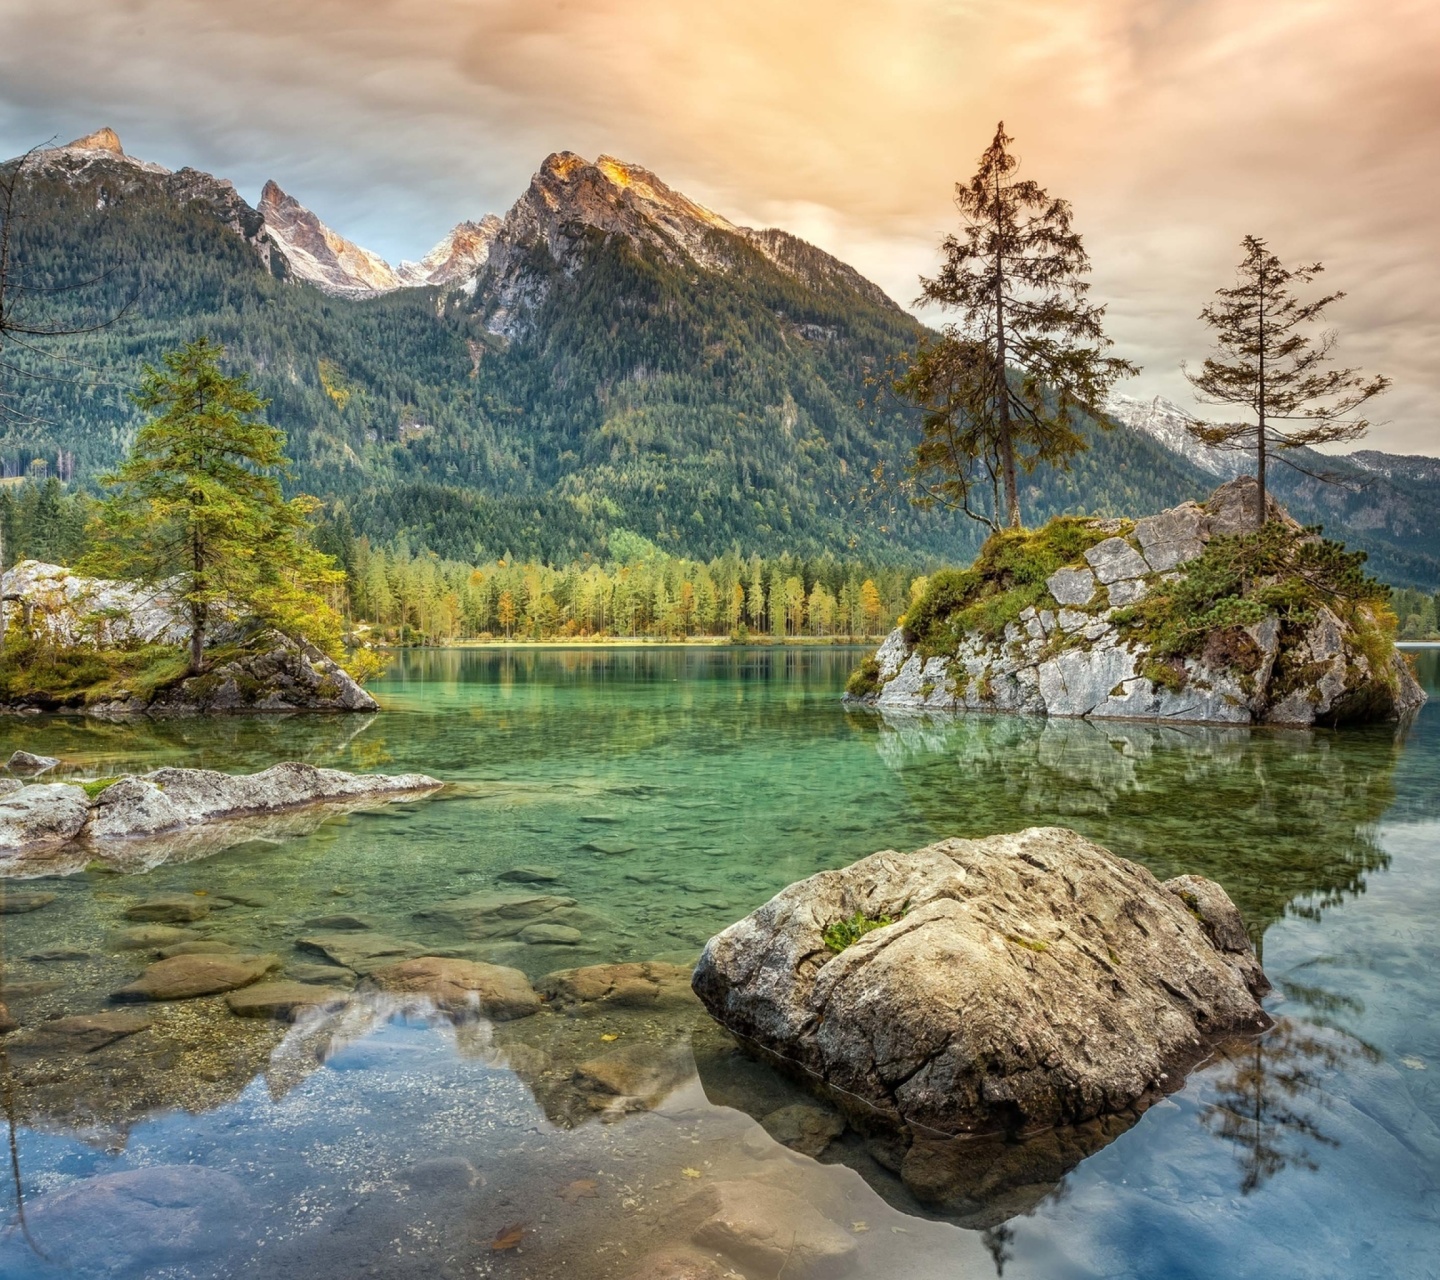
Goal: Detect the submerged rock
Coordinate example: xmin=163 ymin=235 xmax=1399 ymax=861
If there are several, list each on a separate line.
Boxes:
xmin=362 ymin=956 xmax=541 ymax=1020
xmin=0 ymin=1166 xmax=249 ymax=1274
xmin=413 ymin=889 xmax=580 ymax=939
xmin=0 ymin=888 xmax=57 ymax=912
xmin=693 ymin=828 xmax=1271 ymax=1144
xmin=225 ymin=980 xmax=350 ymax=1021
xmin=296 ymin=931 xmax=424 ymax=974
xmin=856 ymin=478 xmax=1426 ymax=726
xmin=123 ymin=894 xmax=211 ymax=923
xmin=541 ymin=961 xmax=699 ymax=1014
xmin=9 ymin=1011 xmax=153 ymax=1057
xmin=6 ymin=748 xmax=59 ymax=773
xmin=0 ymin=760 xmax=443 ymax=858
xmin=113 ymin=951 xmax=280 ymax=1001
xmin=690 ymin=1180 xmax=857 ymax=1277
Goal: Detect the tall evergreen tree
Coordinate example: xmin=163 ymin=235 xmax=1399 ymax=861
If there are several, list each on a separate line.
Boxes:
xmin=82 ymin=337 xmax=343 ymax=672
xmin=898 ymin=122 xmax=1136 ymax=529
xmin=1185 ymin=235 xmax=1390 ymax=527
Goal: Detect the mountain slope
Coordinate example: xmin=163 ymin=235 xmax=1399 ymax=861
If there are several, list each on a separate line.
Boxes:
xmin=0 ymin=134 xmax=1281 ymax=565
xmin=1108 ymin=395 xmax=1440 ymax=588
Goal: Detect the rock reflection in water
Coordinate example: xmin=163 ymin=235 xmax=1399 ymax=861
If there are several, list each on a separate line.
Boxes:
xmin=863 ymin=709 xmax=1402 ymax=933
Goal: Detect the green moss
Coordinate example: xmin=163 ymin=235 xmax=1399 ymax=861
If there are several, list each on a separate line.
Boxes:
xmin=1006 ymin=933 xmax=1050 ymax=953
xmin=80 ymin=777 xmax=120 ymax=798
xmin=1141 ymin=658 xmax=1188 ymax=694
xmin=823 ymin=903 xmax=908 ymax=953
xmin=904 ymin=518 xmax=1117 ymax=656
xmin=1126 ymin=523 xmax=1389 ymax=665
xmin=845 ymin=657 xmax=881 ymax=699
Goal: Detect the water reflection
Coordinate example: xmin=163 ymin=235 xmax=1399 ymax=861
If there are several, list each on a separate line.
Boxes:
xmin=861 ymin=709 xmax=1405 ymax=933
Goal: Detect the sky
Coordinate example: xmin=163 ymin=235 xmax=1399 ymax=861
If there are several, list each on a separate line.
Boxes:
xmin=2 ymin=0 xmax=1437 ymax=453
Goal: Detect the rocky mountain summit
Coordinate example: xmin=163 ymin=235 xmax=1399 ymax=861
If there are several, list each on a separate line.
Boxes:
xmin=693 ymin=827 xmax=1271 ymax=1211
xmin=257 ymin=180 xmax=405 ymax=296
xmin=850 ymin=478 xmax=1425 ymax=726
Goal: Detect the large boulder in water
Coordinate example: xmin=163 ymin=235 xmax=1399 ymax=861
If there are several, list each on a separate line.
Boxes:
xmin=692 ymin=828 xmax=1271 ymax=1141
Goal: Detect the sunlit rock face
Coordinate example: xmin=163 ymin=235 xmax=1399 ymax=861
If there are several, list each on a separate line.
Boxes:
xmin=258 ymin=180 xmax=403 ymax=297
xmin=694 ymin=828 xmax=1271 ymax=1140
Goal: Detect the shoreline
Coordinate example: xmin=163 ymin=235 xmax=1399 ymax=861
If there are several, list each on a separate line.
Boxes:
xmin=376 ymin=636 xmax=887 ymax=650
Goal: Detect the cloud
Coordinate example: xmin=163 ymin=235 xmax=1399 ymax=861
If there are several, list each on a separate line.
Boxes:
xmin=1 ymin=0 xmax=1435 ymax=449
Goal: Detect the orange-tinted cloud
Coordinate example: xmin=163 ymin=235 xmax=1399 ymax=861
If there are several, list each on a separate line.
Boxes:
xmin=1 ymin=0 xmax=1436 ymax=449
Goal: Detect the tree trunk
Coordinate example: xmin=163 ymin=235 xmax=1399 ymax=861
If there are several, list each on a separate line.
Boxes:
xmin=994 ymin=165 xmax=1021 ymax=529
xmin=189 ymin=606 xmax=204 ymax=675
xmin=1256 ymin=263 xmax=1267 ymax=530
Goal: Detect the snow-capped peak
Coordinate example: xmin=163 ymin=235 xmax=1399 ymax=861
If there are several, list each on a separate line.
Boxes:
xmin=1105 ymin=394 xmax=1242 ymax=478
xmin=258 ymin=180 xmax=402 ymax=298
xmin=63 ymin=127 xmax=124 ymax=155
xmin=396 ymin=215 xmax=502 ymax=289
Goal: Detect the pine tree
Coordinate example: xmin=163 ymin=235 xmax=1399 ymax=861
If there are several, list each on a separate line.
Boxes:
xmin=898 ymin=122 xmax=1136 ymax=529
xmin=1185 ymin=236 xmax=1390 ymax=527
xmin=82 ymin=337 xmax=342 ymax=672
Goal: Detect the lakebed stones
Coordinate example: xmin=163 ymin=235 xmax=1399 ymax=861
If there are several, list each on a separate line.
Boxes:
xmin=690 ymin=1180 xmax=858 ymax=1278
xmin=113 ymin=951 xmax=280 ymax=1001
xmin=497 ymin=864 xmax=562 ymax=883
xmin=124 ymin=893 xmax=211 ymax=923
xmin=0 ymin=761 xmax=444 ymax=858
xmin=297 ymin=931 xmax=424 ymax=974
xmin=693 ymin=828 xmax=1271 ymax=1146
xmin=9 ymin=1011 xmax=153 ymax=1057
xmin=225 ymin=980 xmax=350 ymax=1021
xmin=858 ymin=478 xmax=1426 ymax=726
xmin=541 ymin=961 xmax=699 ymax=1014
xmin=0 ymin=888 xmax=56 ymax=912
xmin=413 ymin=889 xmax=599 ymax=941
xmin=362 ymin=956 xmax=542 ymax=1020
xmin=0 ymin=1165 xmax=249 ymax=1275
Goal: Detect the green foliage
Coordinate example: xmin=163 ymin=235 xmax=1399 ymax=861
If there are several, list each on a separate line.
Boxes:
xmin=845 ymin=657 xmax=881 ymax=698
xmin=0 ymin=156 xmax=1221 ymax=573
xmin=0 ymin=478 xmax=93 ymax=570
xmin=822 ymin=904 xmax=908 ymax=954
xmin=0 ymin=636 xmax=189 ymax=707
xmin=79 ymin=338 xmax=344 ymax=667
xmin=1121 ymin=523 xmax=1389 ymax=661
xmin=80 ymin=778 xmax=120 ymax=798
xmin=903 ymin=517 xmax=1111 ymax=653
xmin=1393 ymin=587 xmax=1440 ymax=640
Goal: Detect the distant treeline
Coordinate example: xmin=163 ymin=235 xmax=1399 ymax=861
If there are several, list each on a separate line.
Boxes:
xmin=7 ymin=477 xmax=1434 ymax=643
xmin=319 ymin=523 xmax=919 ymax=644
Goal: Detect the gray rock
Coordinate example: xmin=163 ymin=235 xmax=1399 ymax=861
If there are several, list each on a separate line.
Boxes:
xmin=1046 ymin=566 xmax=1097 ymax=607
xmin=1107 ymin=577 xmax=1149 ymax=608
xmin=0 ymin=777 xmax=20 ymax=797
xmin=0 ymin=761 xmax=444 ymax=855
xmin=1134 ymin=503 xmax=1206 ymax=572
xmin=124 ymin=894 xmax=211 ymax=923
xmin=6 ymin=749 xmax=59 ymax=773
xmin=113 ymin=951 xmax=280 ymax=1001
xmin=0 ymin=782 xmax=89 ymax=854
xmin=690 ymin=1180 xmax=857 ymax=1277
xmin=401 ymin=1156 xmax=482 ymax=1191
xmin=621 ymin=1248 xmax=741 ymax=1280
xmin=693 ymin=829 xmax=1271 ymax=1142
xmin=574 ymin=1041 xmax=695 ymax=1108
xmin=362 ymin=956 xmax=541 ymax=1020
xmin=1205 ymin=475 xmax=1296 ymax=535
xmin=1084 ymin=536 xmax=1151 ymax=584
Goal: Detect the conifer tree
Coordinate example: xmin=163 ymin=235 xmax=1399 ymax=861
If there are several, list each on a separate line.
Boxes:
xmin=1185 ymin=236 xmax=1390 ymax=527
xmin=82 ymin=337 xmax=342 ymax=672
xmin=898 ymin=122 xmax=1136 ymax=529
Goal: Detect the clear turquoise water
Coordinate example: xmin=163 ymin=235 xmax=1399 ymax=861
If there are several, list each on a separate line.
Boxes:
xmin=1 ymin=646 xmax=1437 ymax=1278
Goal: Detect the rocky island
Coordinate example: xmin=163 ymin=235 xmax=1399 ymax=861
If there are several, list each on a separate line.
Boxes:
xmin=0 ymin=560 xmax=378 ymax=716
xmin=847 ymin=478 xmax=1426 ymax=726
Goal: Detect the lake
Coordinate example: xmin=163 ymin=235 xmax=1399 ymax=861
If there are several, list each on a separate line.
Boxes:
xmin=1 ymin=646 xmax=1437 ymax=1278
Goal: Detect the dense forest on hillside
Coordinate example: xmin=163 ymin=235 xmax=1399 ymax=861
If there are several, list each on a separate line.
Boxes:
xmin=1 ymin=155 xmax=1220 ymax=569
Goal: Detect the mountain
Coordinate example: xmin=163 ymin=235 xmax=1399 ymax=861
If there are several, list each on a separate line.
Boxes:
xmin=0 ymin=130 xmax=1342 ymax=569
xmin=1108 ymin=394 xmax=1440 ymax=588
